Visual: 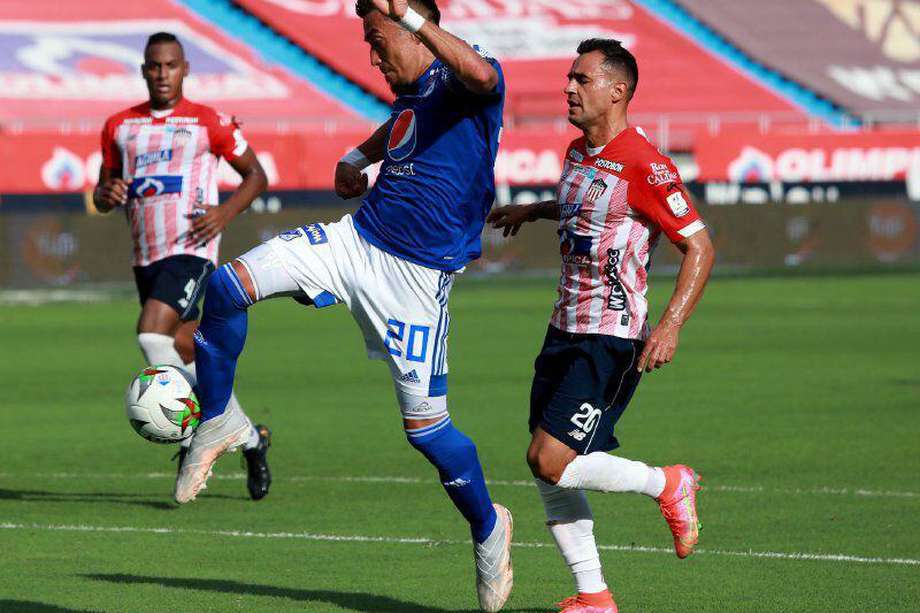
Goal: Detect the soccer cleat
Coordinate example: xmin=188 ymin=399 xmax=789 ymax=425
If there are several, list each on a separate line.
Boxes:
xmin=242 ymin=424 xmax=272 ymax=500
xmin=556 ymin=590 xmax=619 ymax=613
xmin=173 ymin=403 xmax=251 ymax=504
xmin=656 ymin=464 xmax=702 ymax=559
xmin=474 ymin=503 xmax=514 ymax=612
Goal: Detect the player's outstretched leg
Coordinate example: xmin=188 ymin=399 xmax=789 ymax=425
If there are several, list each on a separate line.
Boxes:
xmin=405 ymin=414 xmax=513 ymax=611
xmin=174 ymin=263 xmax=254 ymax=503
xmin=535 ymin=480 xmax=617 ymax=613
xmin=529 ymin=428 xmax=701 ymax=559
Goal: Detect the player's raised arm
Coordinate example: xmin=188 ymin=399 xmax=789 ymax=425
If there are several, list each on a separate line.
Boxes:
xmin=362 ymin=0 xmax=498 ymax=94
xmin=487 ymin=200 xmax=560 ymax=237
xmin=186 ymin=147 xmax=267 ymax=246
xmin=335 ymin=119 xmax=392 ymax=200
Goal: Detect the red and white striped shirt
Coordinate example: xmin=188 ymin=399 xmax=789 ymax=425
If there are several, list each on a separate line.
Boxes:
xmin=101 ymin=98 xmax=248 ymax=267
xmin=551 ymin=127 xmax=705 ymax=340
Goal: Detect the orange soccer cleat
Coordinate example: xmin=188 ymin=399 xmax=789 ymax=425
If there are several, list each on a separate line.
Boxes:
xmin=556 ymin=590 xmax=618 ymax=613
xmin=656 ymin=464 xmax=702 ymax=559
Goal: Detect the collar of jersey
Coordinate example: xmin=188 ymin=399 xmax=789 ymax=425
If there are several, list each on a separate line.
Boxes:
xmin=400 ymin=59 xmax=440 ymax=98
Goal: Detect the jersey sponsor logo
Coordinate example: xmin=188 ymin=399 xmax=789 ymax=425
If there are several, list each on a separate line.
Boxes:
xmin=666 ymin=191 xmax=690 ymax=217
xmin=585 ymin=177 xmax=608 ymax=201
xmin=301 ymin=223 xmax=328 ymax=245
xmin=595 ymin=158 xmax=624 ymax=172
xmin=648 ymin=162 xmax=679 ymax=186
xmin=560 ymin=229 xmax=593 ymax=266
xmin=384 ymin=162 xmax=416 ymax=176
xmin=388 ymin=109 xmax=417 ymax=161
xmin=134 ymin=149 xmax=173 ymax=169
xmin=165 ymin=117 xmax=199 ymax=124
xmin=129 ymin=175 xmax=182 ymax=198
xmin=604 ymin=248 xmax=627 ymax=311
xmin=569 ymin=148 xmax=585 ymax=163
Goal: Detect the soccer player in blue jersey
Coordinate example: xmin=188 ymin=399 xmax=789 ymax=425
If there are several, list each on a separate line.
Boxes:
xmin=174 ymin=1 xmax=513 ymax=610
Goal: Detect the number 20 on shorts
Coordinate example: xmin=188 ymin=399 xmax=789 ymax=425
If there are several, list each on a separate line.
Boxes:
xmin=385 ymin=318 xmax=431 ymax=363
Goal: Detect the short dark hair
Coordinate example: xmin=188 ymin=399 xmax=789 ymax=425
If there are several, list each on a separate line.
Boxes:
xmin=355 ymin=0 xmax=441 ymax=25
xmin=145 ymin=32 xmax=184 ymax=55
xmin=576 ymin=38 xmax=638 ymax=99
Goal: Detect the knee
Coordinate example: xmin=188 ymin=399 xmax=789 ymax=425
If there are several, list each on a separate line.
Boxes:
xmin=527 ymin=445 xmax=570 ymax=485
xmin=205 ymin=264 xmax=253 ymax=314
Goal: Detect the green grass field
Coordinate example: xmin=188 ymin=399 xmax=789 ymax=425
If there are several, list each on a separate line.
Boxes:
xmin=1 ymin=273 xmax=919 ymax=612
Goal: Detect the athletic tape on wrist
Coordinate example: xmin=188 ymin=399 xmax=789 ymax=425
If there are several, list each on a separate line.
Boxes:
xmin=340 ymin=148 xmax=371 ymax=170
xmin=398 ymin=7 xmax=426 ymax=33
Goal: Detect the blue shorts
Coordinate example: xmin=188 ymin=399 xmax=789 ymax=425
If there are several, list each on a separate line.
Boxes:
xmin=529 ymin=325 xmax=643 ymax=454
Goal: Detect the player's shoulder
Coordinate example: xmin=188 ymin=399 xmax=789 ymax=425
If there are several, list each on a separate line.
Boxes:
xmin=619 ymin=127 xmax=679 ymax=179
xmin=103 ymin=102 xmax=150 ymax=128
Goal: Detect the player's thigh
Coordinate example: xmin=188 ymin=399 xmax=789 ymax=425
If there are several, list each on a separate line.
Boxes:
xmin=529 ymin=326 xmax=641 ymax=455
xmin=141 ymin=255 xmax=215 ymax=324
xmin=351 ymin=259 xmax=454 ymax=410
xmin=240 ymin=221 xmax=351 ymax=307
xmin=137 ymin=298 xmax=182 ymax=335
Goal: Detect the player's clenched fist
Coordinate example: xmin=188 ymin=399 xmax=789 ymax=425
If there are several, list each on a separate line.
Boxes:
xmin=93 ymin=178 xmax=130 ymax=212
xmin=335 ymin=161 xmax=370 ymax=200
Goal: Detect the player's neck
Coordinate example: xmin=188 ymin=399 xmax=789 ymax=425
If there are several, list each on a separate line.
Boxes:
xmin=583 ymin=113 xmax=629 ymax=150
xmin=149 ymin=95 xmax=183 ymax=112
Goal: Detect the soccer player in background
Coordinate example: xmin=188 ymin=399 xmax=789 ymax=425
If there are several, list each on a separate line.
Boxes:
xmin=93 ymin=33 xmax=273 ymax=501
xmin=174 ymin=2 xmax=513 ymax=610
xmin=488 ymin=40 xmax=715 ymax=613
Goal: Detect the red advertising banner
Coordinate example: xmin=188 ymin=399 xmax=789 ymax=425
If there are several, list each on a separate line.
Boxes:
xmin=0 ymin=126 xmax=578 ymax=193
xmin=695 ymin=129 xmax=920 ymax=186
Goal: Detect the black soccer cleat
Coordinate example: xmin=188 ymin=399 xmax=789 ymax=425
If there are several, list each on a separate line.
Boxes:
xmin=243 ymin=424 xmax=272 ymax=501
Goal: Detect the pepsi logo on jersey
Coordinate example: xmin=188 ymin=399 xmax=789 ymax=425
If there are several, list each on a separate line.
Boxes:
xmin=388 ymin=109 xmax=417 ymax=162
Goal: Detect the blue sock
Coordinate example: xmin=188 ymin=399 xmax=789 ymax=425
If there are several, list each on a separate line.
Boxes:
xmin=407 ymin=417 xmax=498 ymax=543
xmin=194 ymin=264 xmax=252 ymax=422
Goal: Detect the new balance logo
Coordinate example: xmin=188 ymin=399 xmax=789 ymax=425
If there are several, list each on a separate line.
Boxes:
xmin=567 ymin=429 xmax=587 ymax=441
xmin=443 ymin=478 xmax=471 ymax=488
xmin=399 ymin=369 xmax=421 ymax=384
xmin=301 ymin=223 xmax=328 ymax=245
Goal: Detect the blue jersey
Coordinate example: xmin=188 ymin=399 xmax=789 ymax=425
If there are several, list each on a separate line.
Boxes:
xmin=353 ymin=51 xmax=505 ymax=272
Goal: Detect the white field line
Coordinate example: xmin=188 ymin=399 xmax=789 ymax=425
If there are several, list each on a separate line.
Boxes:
xmin=1 ymin=521 xmax=918 ymax=568
xmin=1 ymin=472 xmax=918 ymax=500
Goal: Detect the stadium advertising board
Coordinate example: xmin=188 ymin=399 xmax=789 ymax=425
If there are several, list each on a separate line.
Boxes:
xmin=695 ymin=130 xmax=920 ymax=200
xmin=0 ymin=128 xmax=574 ymax=193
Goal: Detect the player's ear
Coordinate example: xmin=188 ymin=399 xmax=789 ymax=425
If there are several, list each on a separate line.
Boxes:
xmin=611 ymin=80 xmax=628 ymax=104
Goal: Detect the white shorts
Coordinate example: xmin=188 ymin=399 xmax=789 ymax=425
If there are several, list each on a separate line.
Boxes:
xmin=237 ymin=215 xmax=454 ymax=400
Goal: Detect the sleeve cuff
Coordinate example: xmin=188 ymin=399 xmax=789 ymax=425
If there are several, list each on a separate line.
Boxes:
xmin=677 ymin=220 xmax=706 ymax=238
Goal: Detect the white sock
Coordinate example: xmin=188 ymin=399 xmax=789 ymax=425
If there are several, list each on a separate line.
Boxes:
xmin=557 ymin=453 xmax=666 ymax=498
xmin=138 ymin=333 xmax=182 ymax=366
xmin=243 ymin=423 xmax=260 ymax=449
xmin=536 ymin=479 xmax=607 ymax=594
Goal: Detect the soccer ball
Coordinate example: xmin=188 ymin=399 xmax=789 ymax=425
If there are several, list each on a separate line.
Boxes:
xmin=124 ymin=365 xmax=201 ymax=444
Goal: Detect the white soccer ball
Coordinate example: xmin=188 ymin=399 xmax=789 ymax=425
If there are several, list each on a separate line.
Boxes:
xmin=124 ymin=365 xmax=201 ymax=444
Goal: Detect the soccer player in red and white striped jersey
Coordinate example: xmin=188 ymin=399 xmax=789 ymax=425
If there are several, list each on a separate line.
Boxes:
xmin=93 ymin=32 xmax=272 ymax=500
xmin=489 ymin=39 xmax=715 ymax=613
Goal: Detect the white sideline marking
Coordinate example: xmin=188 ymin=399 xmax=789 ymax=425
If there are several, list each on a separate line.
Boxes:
xmin=2 ymin=472 xmax=918 ymax=500
xmin=1 ymin=521 xmax=918 ymax=567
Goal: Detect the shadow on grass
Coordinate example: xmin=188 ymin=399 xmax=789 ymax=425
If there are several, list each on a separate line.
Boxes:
xmin=84 ymin=574 xmax=546 ymax=612
xmin=0 ymin=488 xmax=238 ymax=510
xmin=0 ymin=601 xmax=99 ymax=612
